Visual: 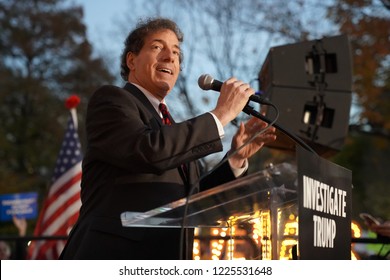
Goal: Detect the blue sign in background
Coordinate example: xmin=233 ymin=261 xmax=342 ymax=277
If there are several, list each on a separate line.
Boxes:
xmin=0 ymin=192 xmax=38 ymax=221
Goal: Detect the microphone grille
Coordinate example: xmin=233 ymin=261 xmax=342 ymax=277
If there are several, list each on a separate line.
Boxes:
xmin=198 ymin=74 xmax=214 ymax=90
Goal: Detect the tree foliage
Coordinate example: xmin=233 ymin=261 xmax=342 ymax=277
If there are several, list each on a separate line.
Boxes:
xmin=0 ymin=0 xmax=114 ymax=234
xmin=327 ymin=0 xmax=390 ymax=133
xmin=326 ymin=0 xmax=390 ymax=220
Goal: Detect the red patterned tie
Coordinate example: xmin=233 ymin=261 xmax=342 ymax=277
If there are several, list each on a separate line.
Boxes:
xmin=159 ymin=103 xmax=188 ymax=182
xmin=159 ymin=103 xmax=172 ymax=125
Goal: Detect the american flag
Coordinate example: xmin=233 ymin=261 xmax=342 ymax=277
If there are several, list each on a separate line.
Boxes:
xmin=28 ymin=103 xmax=82 ymax=259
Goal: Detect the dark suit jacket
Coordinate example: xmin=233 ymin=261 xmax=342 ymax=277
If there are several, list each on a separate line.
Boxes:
xmin=59 ymin=83 xmax=237 ymax=260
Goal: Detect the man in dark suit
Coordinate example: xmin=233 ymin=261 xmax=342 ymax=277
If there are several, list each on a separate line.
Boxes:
xmin=59 ymin=17 xmax=276 ymax=260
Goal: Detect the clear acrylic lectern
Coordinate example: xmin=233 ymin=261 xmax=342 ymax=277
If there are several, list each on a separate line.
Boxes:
xmin=121 ymin=162 xmax=300 ymax=260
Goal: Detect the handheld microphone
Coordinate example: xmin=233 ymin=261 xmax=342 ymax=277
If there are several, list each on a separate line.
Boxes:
xmin=198 ymin=75 xmax=317 ymax=155
xmin=197 ymin=74 xmax=271 ymax=105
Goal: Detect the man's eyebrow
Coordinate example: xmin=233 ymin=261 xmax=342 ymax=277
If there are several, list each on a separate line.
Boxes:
xmin=152 ymin=39 xmax=181 ymax=51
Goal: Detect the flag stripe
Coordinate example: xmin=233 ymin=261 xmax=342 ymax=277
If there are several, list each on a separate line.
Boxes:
xmin=42 ymin=172 xmax=82 ymax=224
xmin=40 ymin=191 xmax=81 ymax=235
xmin=42 ymin=194 xmax=81 ymax=235
xmin=48 ymin=163 xmax=82 ymax=196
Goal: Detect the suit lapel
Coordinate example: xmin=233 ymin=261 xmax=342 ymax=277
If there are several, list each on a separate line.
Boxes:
xmin=123 ymin=83 xmax=163 ymax=124
xmin=123 ymin=83 xmax=194 ymax=187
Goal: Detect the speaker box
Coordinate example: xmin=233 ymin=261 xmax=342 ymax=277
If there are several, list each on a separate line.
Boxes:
xmin=259 ymin=34 xmax=353 ymax=156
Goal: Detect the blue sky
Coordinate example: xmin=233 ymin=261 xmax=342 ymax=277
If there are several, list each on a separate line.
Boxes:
xmin=73 ymin=0 xmax=130 ymax=77
xmin=74 ymin=0 xmax=127 ymax=39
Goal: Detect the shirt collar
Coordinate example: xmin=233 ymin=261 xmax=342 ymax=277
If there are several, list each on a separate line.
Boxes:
xmin=130 ymin=83 xmax=167 ymax=117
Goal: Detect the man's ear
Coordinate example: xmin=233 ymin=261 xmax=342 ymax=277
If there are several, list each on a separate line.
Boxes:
xmin=126 ymin=52 xmax=135 ymax=71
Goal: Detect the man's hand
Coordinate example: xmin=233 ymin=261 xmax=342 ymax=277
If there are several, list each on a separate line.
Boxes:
xmin=228 ymin=117 xmax=277 ymax=169
xmin=210 ymin=77 xmax=255 ymax=126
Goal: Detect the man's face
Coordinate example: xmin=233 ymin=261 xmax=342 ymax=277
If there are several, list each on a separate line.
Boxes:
xmin=127 ymin=29 xmax=181 ymax=100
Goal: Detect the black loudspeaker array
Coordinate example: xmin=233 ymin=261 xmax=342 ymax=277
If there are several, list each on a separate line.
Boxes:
xmin=259 ymin=34 xmax=353 ymax=157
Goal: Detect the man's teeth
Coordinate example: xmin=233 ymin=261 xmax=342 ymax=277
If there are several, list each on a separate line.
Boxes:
xmin=159 ymin=68 xmax=172 ymax=74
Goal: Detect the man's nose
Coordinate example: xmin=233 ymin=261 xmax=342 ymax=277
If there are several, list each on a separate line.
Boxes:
xmin=160 ymin=48 xmax=176 ymax=62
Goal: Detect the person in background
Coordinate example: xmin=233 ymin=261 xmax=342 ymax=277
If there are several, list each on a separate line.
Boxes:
xmin=59 ymin=17 xmax=276 ymax=260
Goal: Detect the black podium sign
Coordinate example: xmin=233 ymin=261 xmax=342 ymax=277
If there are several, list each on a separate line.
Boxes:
xmin=297 ymin=146 xmax=352 ymax=259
